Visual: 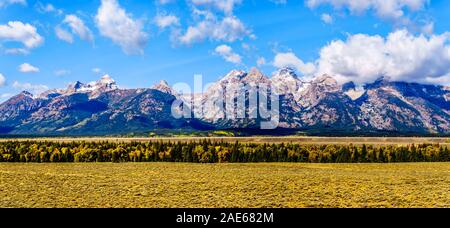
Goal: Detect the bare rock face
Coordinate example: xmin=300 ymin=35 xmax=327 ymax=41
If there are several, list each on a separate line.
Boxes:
xmin=0 ymin=69 xmax=448 ymax=135
xmin=356 ymin=79 xmax=450 ymax=134
xmin=151 ymin=80 xmax=177 ymax=96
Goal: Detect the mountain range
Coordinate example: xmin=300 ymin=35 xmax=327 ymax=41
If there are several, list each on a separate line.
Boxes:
xmin=0 ymin=69 xmax=449 ymax=136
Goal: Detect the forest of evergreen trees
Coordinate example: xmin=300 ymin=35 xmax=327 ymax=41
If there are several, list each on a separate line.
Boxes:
xmin=0 ymin=140 xmax=448 ymax=163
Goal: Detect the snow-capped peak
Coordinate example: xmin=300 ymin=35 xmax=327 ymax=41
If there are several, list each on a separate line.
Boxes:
xmin=99 ymin=74 xmax=115 ymax=84
xmin=275 ymin=67 xmax=298 ymax=79
xmin=221 ymin=69 xmax=247 ymax=82
xmin=245 ymin=67 xmax=267 ymax=82
xmin=271 ymin=67 xmax=304 ymax=95
xmin=159 ymin=80 xmax=169 ymax=87
xmin=20 ymin=91 xmax=34 ymax=98
xmin=152 ymin=80 xmax=176 ymax=95
xmin=64 ymin=75 xmax=118 ymax=95
xmin=88 ymin=74 xmax=116 ymax=87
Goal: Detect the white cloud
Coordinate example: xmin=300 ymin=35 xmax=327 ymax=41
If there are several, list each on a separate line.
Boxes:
xmin=92 ymin=68 xmax=102 ymax=74
xmin=36 ymin=2 xmax=63 ymax=15
xmin=179 ymin=15 xmax=251 ymax=45
xmin=273 ymin=52 xmax=316 ymax=76
xmin=18 ymin=63 xmax=40 ymax=73
xmin=315 ymin=30 xmax=450 ymax=85
xmin=0 ymin=0 xmax=26 ymax=8
xmin=4 ymin=48 xmax=29 ymax=55
xmin=215 ymin=44 xmax=241 ymax=64
xmin=306 ymin=0 xmax=428 ymax=20
xmin=0 ymin=21 xmax=44 ymax=53
xmin=191 ymin=0 xmax=242 ymax=15
xmin=95 ymin=0 xmax=148 ymax=55
xmin=12 ymin=81 xmax=49 ymax=95
xmin=55 ymin=26 xmax=74 ymax=43
xmin=321 ymin=13 xmax=333 ymax=24
xmin=63 ymin=14 xmax=94 ymax=42
xmin=155 ymin=14 xmax=180 ymax=29
xmin=257 ymin=57 xmax=266 ymax=66
xmin=173 ymin=1 xmax=252 ymax=46
xmin=0 ymin=73 xmax=6 ymax=86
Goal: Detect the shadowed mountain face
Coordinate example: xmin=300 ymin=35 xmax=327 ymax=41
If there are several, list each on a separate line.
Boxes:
xmin=0 ymin=77 xmax=190 ymax=135
xmin=0 ymin=70 xmax=449 ymax=136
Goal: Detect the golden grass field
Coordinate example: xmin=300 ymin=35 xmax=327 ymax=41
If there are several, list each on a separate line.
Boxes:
xmin=1 ymin=136 xmax=449 ymax=145
xmin=0 ymin=163 xmax=449 ymax=208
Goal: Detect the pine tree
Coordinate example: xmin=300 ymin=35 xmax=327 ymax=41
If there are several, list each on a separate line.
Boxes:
xmin=352 ymin=147 xmax=360 ymax=163
xmin=378 ymin=148 xmax=386 ymax=163
xmin=360 ymin=145 xmax=368 ymax=163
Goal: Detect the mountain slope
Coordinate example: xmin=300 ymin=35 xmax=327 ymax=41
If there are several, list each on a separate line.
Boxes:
xmin=0 ymin=70 xmax=448 ymax=136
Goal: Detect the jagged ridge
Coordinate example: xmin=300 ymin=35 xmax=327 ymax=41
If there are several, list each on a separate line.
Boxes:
xmin=0 ymin=69 xmax=448 ymax=136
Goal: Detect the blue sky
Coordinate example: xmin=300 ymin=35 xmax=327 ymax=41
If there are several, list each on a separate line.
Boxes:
xmin=1 ymin=0 xmax=450 ymax=100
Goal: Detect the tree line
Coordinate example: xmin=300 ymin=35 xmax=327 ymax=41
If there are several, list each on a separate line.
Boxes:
xmin=0 ymin=140 xmax=448 ymax=163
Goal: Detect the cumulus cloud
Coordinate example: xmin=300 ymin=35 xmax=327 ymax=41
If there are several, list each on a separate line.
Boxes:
xmin=174 ymin=1 xmax=252 ymax=46
xmin=215 ymin=44 xmax=241 ymax=64
xmin=0 ymin=21 xmax=44 ymax=53
xmin=12 ymin=81 xmax=49 ymax=95
xmin=321 ymin=13 xmax=333 ymax=24
xmin=315 ymin=30 xmax=450 ymax=85
xmin=179 ymin=14 xmax=251 ymax=45
xmin=155 ymin=14 xmax=180 ymax=29
xmin=55 ymin=26 xmax=74 ymax=43
xmin=0 ymin=0 xmax=26 ymax=8
xmin=19 ymin=63 xmax=40 ymax=73
xmin=306 ymin=0 xmax=428 ymax=21
xmin=36 ymin=2 xmax=63 ymax=15
xmin=95 ymin=0 xmax=148 ymax=55
xmin=191 ymin=0 xmax=242 ymax=15
xmin=273 ymin=52 xmax=316 ymax=76
xmin=62 ymin=14 xmax=94 ymax=42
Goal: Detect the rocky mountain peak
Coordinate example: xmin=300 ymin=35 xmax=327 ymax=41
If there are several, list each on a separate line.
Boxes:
xmin=245 ymin=67 xmax=269 ymax=83
xmin=272 ymin=68 xmax=304 ymax=96
xmin=221 ymin=70 xmax=247 ymax=83
xmin=365 ymin=76 xmax=391 ymax=90
xmin=314 ymin=74 xmax=338 ymax=85
xmin=152 ymin=80 xmax=176 ymax=95
xmin=0 ymin=69 xmax=448 ymax=136
xmin=92 ymin=74 xmax=118 ymax=90
xmin=20 ymin=91 xmax=34 ymax=98
xmin=159 ymin=80 xmax=170 ymax=87
xmin=66 ymin=81 xmax=86 ymax=93
xmin=276 ymin=67 xmax=298 ymax=79
xmin=99 ymin=75 xmax=115 ymax=84
xmin=64 ymin=75 xmax=118 ymax=96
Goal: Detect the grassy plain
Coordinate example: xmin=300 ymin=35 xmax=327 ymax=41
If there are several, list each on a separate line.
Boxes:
xmin=1 ymin=136 xmax=449 ymax=145
xmin=1 ymin=163 xmax=449 ymax=208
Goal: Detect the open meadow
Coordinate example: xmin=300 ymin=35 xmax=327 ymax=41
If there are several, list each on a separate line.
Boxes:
xmin=2 ymin=136 xmax=449 ymax=145
xmin=0 ymin=163 xmax=449 ymax=208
